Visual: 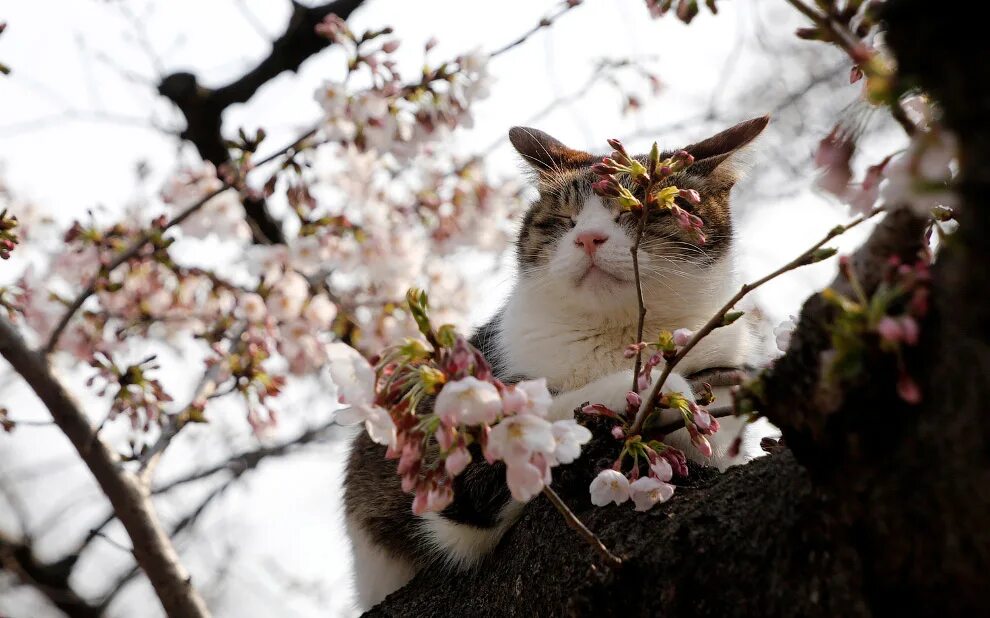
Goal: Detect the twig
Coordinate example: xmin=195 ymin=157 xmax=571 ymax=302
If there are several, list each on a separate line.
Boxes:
xmin=137 ymin=324 xmax=246 ymax=485
xmin=783 ymin=0 xmax=917 ymax=137
xmin=629 ymin=182 xmax=654 ymax=392
xmin=542 ymin=486 xmax=622 ymax=568
xmin=487 ymin=1 xmax=583 ymax=59
xmin=43 ymin=127 xmax=318 ymax=355
xmin=628 ymin=207 xmax=885 ymax=435
xmin=0 ymin=316 xmax=211 ymax=617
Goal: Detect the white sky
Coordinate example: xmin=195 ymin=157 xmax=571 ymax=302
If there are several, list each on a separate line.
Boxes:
xmin=0 ymin=1 xmax=902 ymax=616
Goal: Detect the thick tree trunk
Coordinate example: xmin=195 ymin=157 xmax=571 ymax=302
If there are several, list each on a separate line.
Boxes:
xmin=370 ymin=2 xmax=990 ymax=615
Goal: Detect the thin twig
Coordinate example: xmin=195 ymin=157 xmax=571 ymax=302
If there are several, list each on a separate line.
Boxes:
xmin=542 ymin=485 xmax=622 ymax=568
xmin=629 ymin=181 xmax=654 ymax=392
xmin=487 ymin=1 xmax=582 ymax=59
xmin=783 ymin=0 xmax=917 ymax=136
xmin=43 ymin=127 xmax=318 ymax=355
xmin=628 ymin=207 xmax=885 ymax=435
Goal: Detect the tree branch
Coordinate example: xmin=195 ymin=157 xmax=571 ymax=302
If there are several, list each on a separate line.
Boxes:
xmin=0 ymin=530 xmax=102 ymax=618
xmin=0 ymin=317 xmax=210 ymax=617
xmin=157 ymin=0 xmax=365 ymax=245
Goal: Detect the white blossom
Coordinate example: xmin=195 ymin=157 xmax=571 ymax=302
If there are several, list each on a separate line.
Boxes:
xmin=434 ymin=376 xmax=502 ymax=426
xmin=629 ymin=476 xmax=675 ymax=512
xmin=486 ymin=414 xmax=556 ymax=466
xmin=589 ymin=469 xmax=630 ymax=507
xmin=550 ymin=420 xmax=592 ymax=465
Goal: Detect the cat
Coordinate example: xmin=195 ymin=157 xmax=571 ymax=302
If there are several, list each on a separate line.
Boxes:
xmin=343 ymin=116 xmax=779 ymax=610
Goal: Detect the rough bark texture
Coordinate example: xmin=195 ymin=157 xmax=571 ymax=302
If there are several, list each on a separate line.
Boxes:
xmin=158 ymin=0 xmax=365 ymax=244
xmin=370 ymin=2 xmax=990 ymax=615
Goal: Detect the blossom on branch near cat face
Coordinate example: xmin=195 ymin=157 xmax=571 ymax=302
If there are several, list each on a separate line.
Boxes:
xmin=590 ymin=469 xmax=631 ymax=506
xmin=774 ymin=316 xmax=797 ymax=352
xmin=672 ymin=328 xmax=693 ymax=347
xmin=435 ymin=376 xmax=502 ymax=425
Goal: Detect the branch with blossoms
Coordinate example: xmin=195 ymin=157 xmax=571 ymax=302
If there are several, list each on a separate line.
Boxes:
xmin=331 ymin=289 xmax=621 ymax=566
xmin=573 ymin=134 xmax=884 ymax=511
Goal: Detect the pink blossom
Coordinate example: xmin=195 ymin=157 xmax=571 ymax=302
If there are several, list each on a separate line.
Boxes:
xmin=326 ymin=342 xmax=376 ymax=406
xmin=426 ymin=486 xmax=454 ymax=513
xmin=692 ymin=406 xmax=713 ymax=432
xmin=238 ymin=292 xmax=267 ymax=322
xmin=267 ymin=271 xmax=309 ymax=321
xmin=486 ymin=414 xmax=555 ymax=465
xmin=629 ymin=476 xmax=675 ymax=511
xmin=590 ymin=469 xmax=630 ymax=507
xmin=335 ymin=403 xmax=397 ymax=448
xmin=877 ymin=316 xmax=904 ymax=343
xmin=672 ymin=328 xmax=693 ymax=347
xmin=650 ymin=456 xmax=673 ymax=482
xmin=505 ymin=459 xmax=546 ymax=502
xmin=434 ymin=376 xmax=502 ymax=426
xmin=303 ymin=294 xmax=337 ymax=327
xmin=899 ymin=316 xmax=920 ymax=346
xmin=514 ymin=378 xmax=553 ymax=417
xmin=444 ymin=446 xmax=471 ymax=477
xmin=897 ymin=373 xmax=922 ymax=404
xmin=611 ymin=425 xmax=625 ymax=440
xmin=549 ymin=419 xmax=592 ymax=465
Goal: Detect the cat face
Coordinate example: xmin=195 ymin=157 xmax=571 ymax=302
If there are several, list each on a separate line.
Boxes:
xmin=508 ymin=117 xmax=768 ymax=315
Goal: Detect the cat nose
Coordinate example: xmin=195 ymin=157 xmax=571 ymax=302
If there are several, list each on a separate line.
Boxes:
xmin=574 ymin=230 xmax=609 ymax=255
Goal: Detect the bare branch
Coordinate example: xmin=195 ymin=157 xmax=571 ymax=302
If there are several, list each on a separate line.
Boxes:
xmin=0 ymin=316 xmax=210 ymax=617
xmin=157 ymin=0 xmax=366 ymax=245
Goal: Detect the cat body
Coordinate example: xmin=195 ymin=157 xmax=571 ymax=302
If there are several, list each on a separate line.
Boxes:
xmin=343 ymin=117 xmax=779 ymax=610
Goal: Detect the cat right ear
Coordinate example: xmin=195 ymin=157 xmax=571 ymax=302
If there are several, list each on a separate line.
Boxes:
xmin=508 ymin=127 xmax=595 ymax=176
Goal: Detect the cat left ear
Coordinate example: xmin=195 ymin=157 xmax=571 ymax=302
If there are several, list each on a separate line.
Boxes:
xmin=509 ymin=127 xmax=595 ymax=175
xmin=682 ymin=115 xmax=770 ymax=180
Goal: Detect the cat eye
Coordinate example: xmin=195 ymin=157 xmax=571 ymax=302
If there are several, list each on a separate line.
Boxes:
xmin=548 ymin=213 xmax=576 ymax=227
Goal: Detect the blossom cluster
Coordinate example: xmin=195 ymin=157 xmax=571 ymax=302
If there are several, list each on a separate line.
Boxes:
xmin=584 ymin=327 xmax=722 ymax=512
xmin=814 ymin=107 xmax=958 ymax=219
xmin=590 ymin=138 xmax=704 ymax=243
xmin=330 ymin=290 xmax=591 ymax=513
xmin=0 ymin=208 xmax=18 ymax=260
xmin=823 ymin=254 xmax=931 ymax=404
xmin=314 ymin=15 xmax=491 ymax=160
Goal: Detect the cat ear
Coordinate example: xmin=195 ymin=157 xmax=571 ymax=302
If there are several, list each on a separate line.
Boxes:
xmin=508 ymin=127 xmax=595 ymax=174
xmin=682 ymin=115 xmax=770 ymax=181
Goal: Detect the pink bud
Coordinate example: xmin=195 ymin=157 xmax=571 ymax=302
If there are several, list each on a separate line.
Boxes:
xmin=899 ymin=316 xmax=920 ymax=346
xmin=678 ymin=189 xmax=701 ymax=205
xmin=412 ymin=489 xmax=429 ymax=514
xmin=897 ymin=373 xmax=922 ymax=404
xmin=381 ymin=40 xmax=400 ymax=53
xmin=611 ymin=425 xmax=625 ymax=440
xmin=444 ymin=447 xmax=471 ymax=477
xmin=693 ymin=407 xmax=712 ymax=432
xmin=672 ymin=328 xmax=693 ymax=347
xmin=626 ymin=391 xmax=642 ymax=408
xmin=877 ymin=316 xmax=904 ymax=344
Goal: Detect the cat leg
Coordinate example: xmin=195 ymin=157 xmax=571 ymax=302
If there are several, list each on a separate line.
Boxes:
xmin=345 ymin=514 xmax=418 ymax=611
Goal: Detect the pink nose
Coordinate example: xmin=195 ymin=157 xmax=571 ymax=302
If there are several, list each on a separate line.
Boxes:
xmin=575 ymin=230 xmax=609 ymax=255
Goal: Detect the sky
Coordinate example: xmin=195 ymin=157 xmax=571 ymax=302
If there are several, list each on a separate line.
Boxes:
xmin=0 ymin=1 xmax=903 ymax=616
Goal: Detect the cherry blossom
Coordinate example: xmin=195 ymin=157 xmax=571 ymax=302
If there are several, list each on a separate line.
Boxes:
xmin=590 ymin=469 xmax=631 ymax=507
xmin=434 ymin=376 xmax=503 ymax=426
xmin=629 ymin=476 xmax=675 ymax=511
